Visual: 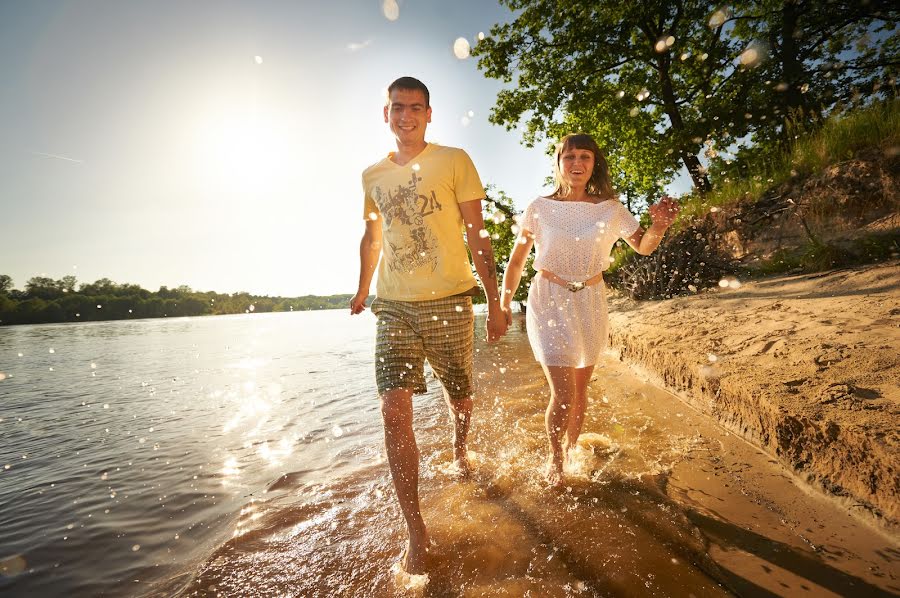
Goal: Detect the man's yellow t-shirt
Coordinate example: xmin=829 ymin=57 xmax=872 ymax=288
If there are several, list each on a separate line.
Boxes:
xmin=362 ymin=143 xmax=485 ymax=301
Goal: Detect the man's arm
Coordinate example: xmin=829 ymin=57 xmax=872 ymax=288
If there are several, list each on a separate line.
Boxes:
xmin=458 ymin=200 xmax=508 ymax=341
xmin=350 ymin=218 xmax=383 ymax=314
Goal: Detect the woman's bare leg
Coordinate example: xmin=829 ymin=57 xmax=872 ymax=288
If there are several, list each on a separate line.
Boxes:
xmin=563 ymin=365 xmax=594 ymax=460
xmin=541 ymin=364 xmax=576 ymax=486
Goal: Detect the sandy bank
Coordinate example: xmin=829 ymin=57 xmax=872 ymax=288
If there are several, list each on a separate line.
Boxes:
xmin=606 ymin=260 xmax=900 ymax=534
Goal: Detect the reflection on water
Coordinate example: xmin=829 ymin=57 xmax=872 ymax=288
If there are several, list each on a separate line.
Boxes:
xmin=1 ymin=312 xmax=896 ymax=597
xmin=0 ymin=311 xmax=380 ymax=597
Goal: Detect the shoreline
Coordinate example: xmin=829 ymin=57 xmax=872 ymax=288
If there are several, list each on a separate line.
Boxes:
xmin=605 ymin=260 xmax=900 ymax=537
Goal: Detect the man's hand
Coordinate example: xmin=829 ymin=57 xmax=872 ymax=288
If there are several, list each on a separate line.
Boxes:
xmin=485 ymin=303 xmax=508 ymax=342
xmin=350 ymin=291 xmax=369 ymax=315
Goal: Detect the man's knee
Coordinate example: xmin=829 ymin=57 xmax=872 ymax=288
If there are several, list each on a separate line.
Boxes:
xmin=381 ymin=388 xmax=414 ymax=425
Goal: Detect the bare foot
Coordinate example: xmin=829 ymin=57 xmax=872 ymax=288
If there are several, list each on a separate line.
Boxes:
xmin=449 ymin=451 xmax=471 ymax=479
xmin=545 ymin=457 xmax=564 ymax=489
xmin=401 ymin=531 xmax=431 ymax=575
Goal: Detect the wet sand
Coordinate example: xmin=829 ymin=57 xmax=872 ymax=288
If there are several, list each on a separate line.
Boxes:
xmin=608 ymin=260 xmax=900 ymax=532
xmin=180 ymin=307 xmax=898 ymax=597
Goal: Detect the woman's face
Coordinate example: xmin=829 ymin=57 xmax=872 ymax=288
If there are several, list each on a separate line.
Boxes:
xmin=558 ymin=146 xmax=595 ymax=189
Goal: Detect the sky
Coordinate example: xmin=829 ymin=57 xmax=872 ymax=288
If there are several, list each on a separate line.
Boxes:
xmin=1 ymin=0 xmax=690 ymax=297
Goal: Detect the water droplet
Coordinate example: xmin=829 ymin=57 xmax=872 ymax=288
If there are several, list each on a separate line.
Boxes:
xmin=131 ymin=544 xmax=140 ymax=552
xmin=709 ymin=9 xmax=727 ymax=27
xmin=381 ymin=0 xmax=399 ymax=21
xmin=708 ymin=354 xmax=718 ymax=363
xmin=478 ymin=228 xmax=489 ymax=238
xmin=254 ymin=55 xmax=263 ymax=65
xmin=411 ymin=163 xmax=420 ymax=172
xmin=49 ymin=348 xmax=55 ymax=354
xmin=453 ymin=37 xmax=471 ymax=59
xmin=331 ymin=425 xmax=344 ymax=438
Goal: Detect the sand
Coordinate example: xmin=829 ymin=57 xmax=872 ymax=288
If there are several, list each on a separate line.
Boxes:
xmin=606 ymin=260 xmax=900 ymax=534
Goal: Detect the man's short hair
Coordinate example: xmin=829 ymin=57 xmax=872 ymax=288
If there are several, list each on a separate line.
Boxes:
xmin=386 ymin=76 xmax=430 ymax=107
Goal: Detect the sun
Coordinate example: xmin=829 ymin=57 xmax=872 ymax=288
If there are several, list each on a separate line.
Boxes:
xmin=191 ymin=98 xmax=296 ymax=196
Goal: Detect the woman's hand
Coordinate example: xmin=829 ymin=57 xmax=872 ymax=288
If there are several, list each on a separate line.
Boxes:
xmin=648 ymin=195 xmax=679 ymax=229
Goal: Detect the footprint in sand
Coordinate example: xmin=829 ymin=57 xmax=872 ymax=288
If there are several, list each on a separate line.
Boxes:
xmin=814 ymin=344 xmax=848 ymax=367
xmin=741 ymin=337 xmax=788 ymax=357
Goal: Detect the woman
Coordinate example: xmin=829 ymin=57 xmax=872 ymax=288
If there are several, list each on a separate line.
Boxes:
xmin=501 ymin=133 xmax=679 ymax=486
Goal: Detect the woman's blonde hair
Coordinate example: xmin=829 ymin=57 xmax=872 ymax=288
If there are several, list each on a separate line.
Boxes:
xmin=551 ymin=133 xmax=614 ymax=199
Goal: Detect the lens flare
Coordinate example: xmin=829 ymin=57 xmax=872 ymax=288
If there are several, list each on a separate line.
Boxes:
xmin=381 ymin=0 xmax=399 ymax=21
xmin=453 ymin=37 xmax=471 ymax=59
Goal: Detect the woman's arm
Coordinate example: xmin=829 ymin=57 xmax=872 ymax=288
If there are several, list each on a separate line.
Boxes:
xmin=501 ymin=229 xmax=534 ymax=321
xmin=624 ymin=195 xmax=679 ymax=256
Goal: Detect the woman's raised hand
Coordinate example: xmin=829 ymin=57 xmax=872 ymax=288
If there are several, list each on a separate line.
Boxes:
xmin=648 ymin=195 xmax=679 ymax=229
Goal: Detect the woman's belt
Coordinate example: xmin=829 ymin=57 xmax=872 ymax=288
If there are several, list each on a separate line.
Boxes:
xmin=539 ymin=269 xmax=604 ymax=292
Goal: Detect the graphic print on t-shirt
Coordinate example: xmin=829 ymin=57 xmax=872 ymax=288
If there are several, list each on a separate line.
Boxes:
xmin=372 ymin=171 xmax=443 ymax=274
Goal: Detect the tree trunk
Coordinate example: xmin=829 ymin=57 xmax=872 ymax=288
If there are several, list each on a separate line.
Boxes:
xmin=656 ymin=41 xmax=713 ymax=193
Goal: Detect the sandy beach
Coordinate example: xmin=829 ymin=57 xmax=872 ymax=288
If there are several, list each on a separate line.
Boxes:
xmin=607 ymin=260 xmax=900 ymax=535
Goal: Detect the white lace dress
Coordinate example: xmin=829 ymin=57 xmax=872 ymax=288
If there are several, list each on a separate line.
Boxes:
xmin=520 ymin=197 xmax=640 ymax=367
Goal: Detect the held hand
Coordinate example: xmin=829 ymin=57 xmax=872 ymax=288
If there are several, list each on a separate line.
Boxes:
xmin=486 ymin=304 xmax=509 ymax=343
xmin=501 ymin=306 xmax=513 ymax=328
xmin=648 ymin=195 xmax=680 ymax=229
xmin=349 ymin=291 xmax=369 ymax=315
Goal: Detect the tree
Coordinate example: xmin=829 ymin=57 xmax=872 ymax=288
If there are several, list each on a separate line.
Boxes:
xmin=0 ymin=275 xmax=12 ymax=295
xmin=728 ymin=0 xmax=898 ymax=144
xmin=59 ymin=275 xmax=78 ymax=293
xmin=474 ymin=0 xmax=758 ymax=194
xmin=25 ymin=276 xmax=64 ymax=300
xmin=474 ymin=0 xmax=898 ymax=197
xmin=471 ymin=187 xmax=535 ymax=308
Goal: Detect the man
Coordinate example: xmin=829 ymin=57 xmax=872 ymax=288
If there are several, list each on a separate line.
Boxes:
xmin=350 ymin=76 xmax=507 ymax=574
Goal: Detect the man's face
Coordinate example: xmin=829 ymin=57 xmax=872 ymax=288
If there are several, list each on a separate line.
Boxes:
xmin=384 ymin=88 xmax=431 ymax=146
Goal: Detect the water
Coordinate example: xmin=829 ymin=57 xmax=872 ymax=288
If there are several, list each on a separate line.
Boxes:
xmin=1 ymin=312 xmax=896 ymax=597
xmin=0 ymin=311 xmax=380 ymax=596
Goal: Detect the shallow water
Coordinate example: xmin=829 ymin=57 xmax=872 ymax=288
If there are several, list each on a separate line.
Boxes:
xmin=1 ymin=311 xmax=897 ymax=597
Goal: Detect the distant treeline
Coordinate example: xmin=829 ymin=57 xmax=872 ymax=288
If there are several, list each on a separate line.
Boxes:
xmin=0 ymin=275 xmax=356 ymax=326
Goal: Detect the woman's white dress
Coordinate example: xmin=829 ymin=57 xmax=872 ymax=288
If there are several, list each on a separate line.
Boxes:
xmin=520 ymin=197 xmax=640 ymax=367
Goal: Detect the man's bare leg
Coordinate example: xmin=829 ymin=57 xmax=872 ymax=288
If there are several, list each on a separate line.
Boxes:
xmin=563 ymin=366 xmax=594 ymax=462
xmin=541 ymin=365 xmax=575 ymax=487
xmin=381 ymin=388 xmax=429 ymax=574
xmin=443 ymin=390 xmax=473 ymax=475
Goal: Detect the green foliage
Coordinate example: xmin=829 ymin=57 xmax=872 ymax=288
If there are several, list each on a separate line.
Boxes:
xmin=0 ymin=274 xmax=13 ymax=295
xmin=679 ymin=98 xmax=900 ymax=224
xmin=472 ymin=187 xmax=536 ymax=305
xmin=474 ymin=0 xmax=898 ymax=198
xmin=0 ymin=274 xmax=356 ymax=326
